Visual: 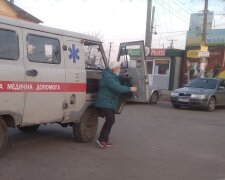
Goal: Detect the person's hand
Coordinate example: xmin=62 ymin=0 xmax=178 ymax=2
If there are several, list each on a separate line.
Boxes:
xmin=130 ymin=86 xmax=137 ymax=92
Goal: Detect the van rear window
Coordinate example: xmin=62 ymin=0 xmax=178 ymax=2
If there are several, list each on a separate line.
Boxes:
xmin=27 ymin=34 xmax=61 ymax=64
xmin=0 ymin=29 xmax=19 ymax=60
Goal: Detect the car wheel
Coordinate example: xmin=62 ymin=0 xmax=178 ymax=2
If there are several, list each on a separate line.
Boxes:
xmin=173 ymin=104 xmax=181 ymax=109
xmin=150 ymin=91 xmax=159 ymax=104
xmin=206 ymin=97 xmax=216 ymax=112
xmin=18 ymin=125 xmax=40 ymax=133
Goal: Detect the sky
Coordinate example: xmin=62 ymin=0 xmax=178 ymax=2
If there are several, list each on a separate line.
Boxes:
xmin=14 ymin=0 xmax=225 ymax=60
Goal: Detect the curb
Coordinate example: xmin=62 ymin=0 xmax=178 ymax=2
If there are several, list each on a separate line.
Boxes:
xmin=159 ymin=94 xmax=171 ymax=103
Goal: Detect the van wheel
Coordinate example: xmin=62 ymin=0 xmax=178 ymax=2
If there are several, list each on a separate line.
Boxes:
xmin=18 ymin=125 xmax=40 ymax=133
xmin=73 ymin=108 xmax=98 ymax=143
xmin=150 ymin=91 xmax=159 ymax=104
xmin=0 ymin=118 xmax=8 ymax=155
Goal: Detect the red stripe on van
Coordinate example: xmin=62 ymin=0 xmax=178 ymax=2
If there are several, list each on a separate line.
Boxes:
xmin=0 ymin=81 xmax=86 ymax=92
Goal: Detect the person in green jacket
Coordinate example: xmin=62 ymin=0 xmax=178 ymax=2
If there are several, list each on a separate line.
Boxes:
xmin=95 ymin=61 xmax=137 ymax=149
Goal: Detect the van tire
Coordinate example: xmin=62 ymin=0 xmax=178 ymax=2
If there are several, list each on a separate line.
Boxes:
xmin=73 ymin=108 xmax=98 ymax=143
xmin=150 ymin=91 xmax=159 ymax=104
xmin=0 ymin=117 xmax=8 ymax=155
xmin=18 ymin=125 xmax=40 ymax=133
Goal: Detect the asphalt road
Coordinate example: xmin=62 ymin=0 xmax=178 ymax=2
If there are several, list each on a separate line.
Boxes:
xmin=0 ymin=102 xmax=225 ymax=180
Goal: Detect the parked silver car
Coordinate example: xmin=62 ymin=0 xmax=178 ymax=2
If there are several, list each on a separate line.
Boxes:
xmin=170 ymin=78 xmax=225 ymax=111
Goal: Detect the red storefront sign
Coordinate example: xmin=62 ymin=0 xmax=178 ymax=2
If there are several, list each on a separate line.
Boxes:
xmin=150 ymin=49 xmax=166 ymax=56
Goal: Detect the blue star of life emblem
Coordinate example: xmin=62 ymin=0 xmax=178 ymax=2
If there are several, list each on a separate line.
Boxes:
xmin=68 ymin=44 xmax=80 ymax=63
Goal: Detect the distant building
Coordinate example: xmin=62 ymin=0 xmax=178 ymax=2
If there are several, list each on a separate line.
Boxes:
xmin=189 ymin=12 xmax=214 ymax=31
xmin=184 ymin=29 xmax=225 ymax=82
xmin=181 ymin=12 xmax=225 ymax=84
xmin=0 ymin=0 xmax=42 ymax=24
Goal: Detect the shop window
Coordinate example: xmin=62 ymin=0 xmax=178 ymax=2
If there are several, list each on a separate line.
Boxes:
xmin=0 ymin=29 xmax=19 ymax=60
xmin=27 ymin=34 xmax=61 ymax=64
xmin=154 ymin=60 xmax=169 ymax=75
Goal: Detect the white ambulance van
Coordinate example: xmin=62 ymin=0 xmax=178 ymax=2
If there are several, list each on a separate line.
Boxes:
xmin=0 ymin=15 xmax=107 ymax=154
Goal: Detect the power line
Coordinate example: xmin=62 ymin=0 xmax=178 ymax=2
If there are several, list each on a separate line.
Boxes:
xmin=160 ymin=0 xmax=190 ymax=22
xmin=159 ymin=33 xmax=186 ymax=37
xmin=154 ymin=8 xmax=165 ymax=46
xmin=167 ymin=0 xmax=174 ymax=33
xmin=155 ymin=5 xmax=165 ymax=33
xmin=154 ymin=1 xmax=188 ymax=34
xmin=156 ymin=0 xmax=189 ymax=23
xmin=171 ymin=0 xmax=193 ymax=14
xmin=176 ymin=0 xmax=195 ymax=13
xmin=157 ymin=0 xmax=170 ymax=33
xmin=158 ymin=30 xmax=187 ymax=34
xmin=171 ymin=0 xmax=190 ymax=15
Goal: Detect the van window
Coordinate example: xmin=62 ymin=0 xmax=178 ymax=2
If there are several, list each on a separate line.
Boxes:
xmin=0 ymin=29 xmax=19 ymax=60
xmin=27 ymin=34 xmax=60 ymax=64
xmin=84 ymin=41 xmax=105 ymax=70
xmin=118 ymin=45 xmax=142 ymax=68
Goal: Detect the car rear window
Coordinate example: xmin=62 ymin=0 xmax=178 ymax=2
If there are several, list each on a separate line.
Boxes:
xmin=186 ymin=79 xmax=218 ymax=89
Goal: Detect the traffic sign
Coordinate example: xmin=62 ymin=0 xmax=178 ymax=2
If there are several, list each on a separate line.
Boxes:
xmin=198 ymin=51 xmax=210 ymax=57
xmin=187 ymin=50 xmax=199 ymax=58
xmin=200 ymin=45 xmax=208 ymax=52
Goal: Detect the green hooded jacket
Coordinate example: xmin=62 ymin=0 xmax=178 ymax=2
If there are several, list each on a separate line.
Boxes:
xmin=95 ymin=68 xmax=130 ymax=110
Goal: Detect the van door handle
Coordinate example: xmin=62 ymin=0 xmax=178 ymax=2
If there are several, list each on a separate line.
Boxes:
xmin=26 ymin=69 xmax=38 ymax=77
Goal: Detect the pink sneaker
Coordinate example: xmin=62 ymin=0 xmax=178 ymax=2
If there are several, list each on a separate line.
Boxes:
xmin=105 ymin=142 xmax=114 ymax=148
xmin=96 ymin=140 xmax=107 ymax=149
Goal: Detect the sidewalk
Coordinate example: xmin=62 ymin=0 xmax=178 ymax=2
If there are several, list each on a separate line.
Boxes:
xmin=159 ymin=90 xmax=171 ymax=102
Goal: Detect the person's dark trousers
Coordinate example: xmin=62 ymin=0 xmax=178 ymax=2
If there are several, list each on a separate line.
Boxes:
xmin=98 ymin=108 xmax=115 ymax=142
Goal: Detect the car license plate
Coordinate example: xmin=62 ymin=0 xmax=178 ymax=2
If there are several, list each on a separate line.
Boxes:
xmin=178 ymin=98 xmax=190 ymax=102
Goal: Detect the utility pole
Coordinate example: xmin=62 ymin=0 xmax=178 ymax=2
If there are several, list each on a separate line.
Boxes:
xmin=168 ymin=39 xmax=177 ymax=49
xmin=200 ymin=0 xmax=209 ymax=78
xmin=149 ymin=6 xmax=155 ymax=50
xmin=145 ymin=0 xmax=152 ymax=48
xmin=108 ymin=42 xmax=113 ymax=64
xmin=202 ymin=0 xmax=208 ymax=45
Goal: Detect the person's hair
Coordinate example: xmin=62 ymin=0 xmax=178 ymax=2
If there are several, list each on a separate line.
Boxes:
xmin=109 ymin=61 xmax=121 ymax=69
